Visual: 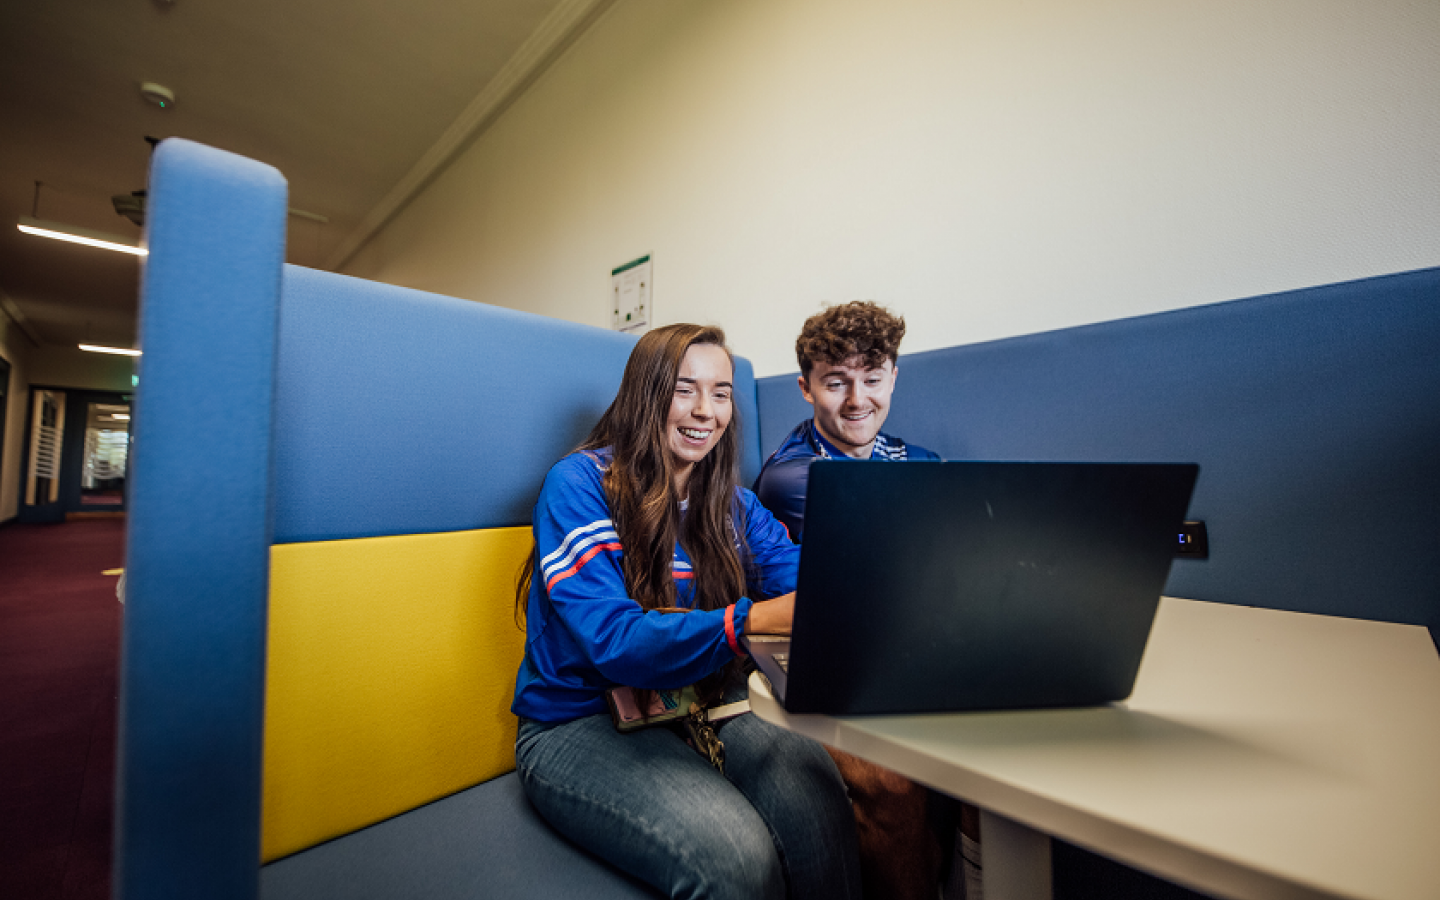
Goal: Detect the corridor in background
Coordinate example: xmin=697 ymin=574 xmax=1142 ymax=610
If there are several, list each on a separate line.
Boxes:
xmin=20 ymin=389 xmax=131 ymax=523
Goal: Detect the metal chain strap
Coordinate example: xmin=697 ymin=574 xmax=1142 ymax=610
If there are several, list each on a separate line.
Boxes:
xmin=684 ymin=702 xmax=725 ymax=774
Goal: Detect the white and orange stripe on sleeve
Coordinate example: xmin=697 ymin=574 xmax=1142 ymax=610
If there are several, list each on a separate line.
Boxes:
xmin=542 ymin=519 xmax=622 ymax=590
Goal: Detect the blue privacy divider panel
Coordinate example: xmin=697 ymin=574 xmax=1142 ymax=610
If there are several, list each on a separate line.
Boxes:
xmin=757 ymin=268 xmax=1440 ymax=636
xmin=273 ymin=267 xmax=763 ymax=543
xmin=120 ymin=139 xmax=286 ymax=900
xmin=735 ymin=354 xmax=763 ymax=485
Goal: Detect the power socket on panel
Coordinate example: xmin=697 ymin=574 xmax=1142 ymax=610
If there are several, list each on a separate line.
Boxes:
xmin=1176 ymin=521 xmax=1208 ymax=559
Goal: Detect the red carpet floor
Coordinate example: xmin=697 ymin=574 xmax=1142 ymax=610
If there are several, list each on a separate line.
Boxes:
xmin=1 ymin=518 xmax=124 ymax=900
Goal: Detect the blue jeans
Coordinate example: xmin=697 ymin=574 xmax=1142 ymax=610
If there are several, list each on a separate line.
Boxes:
xmin=515 ymin=687 xmax=862 ymax=900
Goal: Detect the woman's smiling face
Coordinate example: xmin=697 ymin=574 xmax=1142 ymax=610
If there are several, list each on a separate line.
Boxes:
xmin=665 ymin=342 xmax=733 ymax=492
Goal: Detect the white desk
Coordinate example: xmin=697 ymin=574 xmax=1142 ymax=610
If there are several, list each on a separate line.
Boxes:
xmin=748 ymin=598 xmax=1440 ymax=900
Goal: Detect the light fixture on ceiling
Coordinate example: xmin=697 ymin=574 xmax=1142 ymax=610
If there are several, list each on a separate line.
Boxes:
xmin=113 ymin=191 xmax=146 ymax=227
xmin=107 ymin=136 xmax=330 ymax=230
xmin=140 ymin=82 xmax=175 ymax=109
xmin=111 ymin=192 xmax=329 ymax=228
xmin=19 ymin=217 xmax=148 ymax=255
xmin=18 ymin=182 xmax=147 ymax=255
xmin=79 ymin=344 xmax=143 ymax=356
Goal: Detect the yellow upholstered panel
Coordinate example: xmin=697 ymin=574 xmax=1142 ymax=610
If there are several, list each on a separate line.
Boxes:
xmin=262 ymin=527 xmax=531 ymax=862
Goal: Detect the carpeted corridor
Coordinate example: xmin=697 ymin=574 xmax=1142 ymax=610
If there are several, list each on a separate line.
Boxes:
xmin=1 ymin=518 xmax=124 ymax=900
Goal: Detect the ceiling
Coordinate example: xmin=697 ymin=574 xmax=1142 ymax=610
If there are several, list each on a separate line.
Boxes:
xmin=0 ymin=0 xmax=602 ymax=353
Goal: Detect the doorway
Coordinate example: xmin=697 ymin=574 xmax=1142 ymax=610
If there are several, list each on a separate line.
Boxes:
xmin=21 ymin=388 xmax=132 ymax=522
xmin=0 ymin=355 xmax=10 ymax=505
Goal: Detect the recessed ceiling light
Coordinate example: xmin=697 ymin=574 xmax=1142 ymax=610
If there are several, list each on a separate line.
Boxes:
xmin=140 ymin=82 xmax=175 ymax=109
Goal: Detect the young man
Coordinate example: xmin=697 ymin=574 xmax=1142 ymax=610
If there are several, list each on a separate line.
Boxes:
xmin=754 ymin=301 xmax=956 ymax=900
xmin=755 ymin=300 xmax=938 ymax=542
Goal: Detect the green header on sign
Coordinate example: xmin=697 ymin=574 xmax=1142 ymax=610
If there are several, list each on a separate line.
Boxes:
xmin=611 ymin=255 xmax=651 ymax=276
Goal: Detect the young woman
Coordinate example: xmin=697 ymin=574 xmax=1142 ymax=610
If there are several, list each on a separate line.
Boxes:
xmin=512 ymin=324 xmax=861 ymax=900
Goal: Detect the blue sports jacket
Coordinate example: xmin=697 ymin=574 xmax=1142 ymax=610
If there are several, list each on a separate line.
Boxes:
xmin=512 ymin=449 xmax=800 ymax=723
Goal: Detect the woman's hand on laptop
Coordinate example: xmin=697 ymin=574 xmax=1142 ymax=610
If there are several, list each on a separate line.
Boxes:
xmin=747 ymin=592 xmax=795 ymax=635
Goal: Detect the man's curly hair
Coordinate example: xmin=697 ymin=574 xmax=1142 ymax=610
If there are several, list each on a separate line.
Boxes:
xmin=795 ymin=301 xmax=906 ymax=377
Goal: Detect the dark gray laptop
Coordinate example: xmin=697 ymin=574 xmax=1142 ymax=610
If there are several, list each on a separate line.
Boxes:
xmin=745 ymin=460 xmax=1199 ymax=715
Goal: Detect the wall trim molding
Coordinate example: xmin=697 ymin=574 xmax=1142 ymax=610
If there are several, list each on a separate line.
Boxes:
xmin=326 ymin=0 xmax=619 ymax=272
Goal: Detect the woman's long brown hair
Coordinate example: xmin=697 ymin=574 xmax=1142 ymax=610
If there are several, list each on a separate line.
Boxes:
xmin=515 ymin=324 xmax=750 ymax=702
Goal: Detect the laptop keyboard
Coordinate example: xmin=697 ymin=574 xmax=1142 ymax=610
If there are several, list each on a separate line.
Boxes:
xmin=773 ymin=652 xmax=789 ymax=672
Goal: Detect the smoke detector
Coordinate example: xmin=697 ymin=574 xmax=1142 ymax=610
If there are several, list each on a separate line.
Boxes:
xmin=140 ymin=82 xmax=174 ymax=109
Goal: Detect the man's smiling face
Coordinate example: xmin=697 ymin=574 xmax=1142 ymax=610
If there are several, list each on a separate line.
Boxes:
xmin=799 ymin=356 xmax=897 ymax=459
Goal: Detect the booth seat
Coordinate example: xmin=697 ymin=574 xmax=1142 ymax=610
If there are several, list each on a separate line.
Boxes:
xmin=117 ymin=137 xmax=1439 ymax=900
xmin=757 ymin=264 xmax=1440 ymax=640
xmin=754 ymin=263 xmax=1440 ymax=899
xmin=119 ymin=139 xmax=704 ymax=899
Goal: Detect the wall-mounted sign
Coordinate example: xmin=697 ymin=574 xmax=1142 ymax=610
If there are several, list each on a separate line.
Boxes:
xmin=611 ymin=255 xmax=651 ymax=334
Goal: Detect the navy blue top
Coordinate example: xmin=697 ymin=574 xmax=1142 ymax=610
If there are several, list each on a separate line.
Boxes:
xmin=752 ymin=419 xmax=939 ymax=542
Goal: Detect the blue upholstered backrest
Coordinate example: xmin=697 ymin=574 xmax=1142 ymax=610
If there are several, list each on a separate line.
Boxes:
xmin=273 ymin=267 xmax=763 ymax=543
xmin=119 ymin=139 xmax=765 ymax=899
xmin=121 ymin=140 xmax=285 ymax=900
xmin=758 ymin=268 xmax=1440 ymax=638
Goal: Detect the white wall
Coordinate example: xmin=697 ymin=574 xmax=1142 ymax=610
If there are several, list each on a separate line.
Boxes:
xmin=0 ymin=317 xmax=32 ymax=522
xmin=346 ymin=0 xmax=1440 ymax=377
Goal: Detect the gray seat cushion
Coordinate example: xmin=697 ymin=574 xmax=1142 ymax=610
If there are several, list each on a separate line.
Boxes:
xmin=260 ymin=773 xmax=661 ymax=899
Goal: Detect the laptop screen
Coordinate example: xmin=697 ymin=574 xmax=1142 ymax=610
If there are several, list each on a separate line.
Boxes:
xmin=781 ymin=461 xmax=1198 ymax=715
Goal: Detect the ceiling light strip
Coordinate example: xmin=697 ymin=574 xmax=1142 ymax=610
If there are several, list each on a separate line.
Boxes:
xmin=18 ymin=216 xmax=148 ymax=256
xmin=79 ymin=344 xmax=143 ymax=356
